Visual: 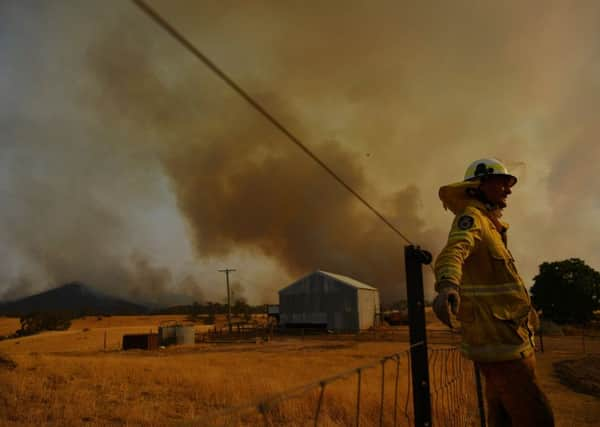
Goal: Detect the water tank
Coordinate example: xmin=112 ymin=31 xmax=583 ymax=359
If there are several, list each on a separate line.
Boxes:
xmin=159 ymin=323 xmax=178 ymax=346
xmin=175 ymin=325 xmax=195 ymax=345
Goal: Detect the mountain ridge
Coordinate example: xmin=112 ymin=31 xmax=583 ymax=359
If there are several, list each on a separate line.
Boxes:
xmin=0 ymin=282 xmax=148 ymax=316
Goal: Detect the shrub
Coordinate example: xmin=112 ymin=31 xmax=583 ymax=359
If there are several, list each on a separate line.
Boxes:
xmin=17 ymin=311 xmax=74 ymax=336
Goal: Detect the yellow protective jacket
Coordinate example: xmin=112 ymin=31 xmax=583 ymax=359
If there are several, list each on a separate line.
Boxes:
xmin=435 ymin=181 xmax=538 ymax=362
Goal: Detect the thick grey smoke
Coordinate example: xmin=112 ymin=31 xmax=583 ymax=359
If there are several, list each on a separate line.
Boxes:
xmin=81 ymin=2 xmax=442 ymax=302
xmin=0 ymin=2 xmax=205 ymax=304
xmin=2 ymin=0 xmax=600 ymax=304
xmin=0 ymin=121 xmax=205 ymax=305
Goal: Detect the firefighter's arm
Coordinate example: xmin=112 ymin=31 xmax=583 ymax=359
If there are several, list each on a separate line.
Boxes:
xmin=434 ymin=210 xmax=482 ymax=290
xmin=433 ymin=210 xmax=482 ymax=328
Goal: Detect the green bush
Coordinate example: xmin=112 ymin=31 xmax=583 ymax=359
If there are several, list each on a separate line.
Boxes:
xmin=531 ymin=258 xmax=600 ymax=324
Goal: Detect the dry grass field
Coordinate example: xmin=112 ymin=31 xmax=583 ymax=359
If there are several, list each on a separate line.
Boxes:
xmin=0 ymin=315 xmax=598 ymax=426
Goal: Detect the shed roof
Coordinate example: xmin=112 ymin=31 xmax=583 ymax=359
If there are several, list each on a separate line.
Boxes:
xmin=318 ymin=270 xmax=378 ymax=290
xmin=279 ymin=270 xmax=378 ymax=293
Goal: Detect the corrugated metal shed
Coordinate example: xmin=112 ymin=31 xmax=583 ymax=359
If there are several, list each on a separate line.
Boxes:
xmin=279 ymin=270 xmax=380 ymax=331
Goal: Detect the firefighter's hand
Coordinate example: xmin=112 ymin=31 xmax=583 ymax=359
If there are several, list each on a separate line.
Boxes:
xmin=433 ymin=283 xmax=460 ymax=328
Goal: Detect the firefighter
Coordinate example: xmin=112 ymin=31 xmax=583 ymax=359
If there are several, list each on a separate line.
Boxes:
xmin=433 ymin=158 xmax=554 ymax=426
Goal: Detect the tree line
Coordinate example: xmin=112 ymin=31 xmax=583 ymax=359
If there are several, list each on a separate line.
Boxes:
xmin=530 ymin=258 xmax=600 ymax=324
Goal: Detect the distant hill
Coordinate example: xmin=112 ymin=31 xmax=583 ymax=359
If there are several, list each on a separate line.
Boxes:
xmin=0 ymin=282 xmax=148 ymax=316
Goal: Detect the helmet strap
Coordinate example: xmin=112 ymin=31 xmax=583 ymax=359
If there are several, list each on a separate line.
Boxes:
xmin=466 ymin=184 xmax=503 ymax=212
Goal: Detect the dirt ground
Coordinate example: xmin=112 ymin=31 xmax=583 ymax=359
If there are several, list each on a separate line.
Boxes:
xmin=554 ymin=356 xmax=600 ymax=398
xmin=428 ymin=317 xmax=600 ymax=426
xmin=519 ymin=337 xmax=600 ymax=427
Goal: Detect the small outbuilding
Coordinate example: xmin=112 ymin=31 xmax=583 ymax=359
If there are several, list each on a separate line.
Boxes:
xmin=122 ymin=333 xmax=159 ymax=351
xmin=278 ymin=270 xmax=380 ymax=331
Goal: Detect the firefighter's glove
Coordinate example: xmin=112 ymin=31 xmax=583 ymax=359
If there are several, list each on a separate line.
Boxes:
xmin=433 ymin=283 xmax=460 ymax=329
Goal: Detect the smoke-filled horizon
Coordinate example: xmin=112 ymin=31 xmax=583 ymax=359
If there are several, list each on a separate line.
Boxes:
xmin=2 ymin=1 xmax=600 ymax=305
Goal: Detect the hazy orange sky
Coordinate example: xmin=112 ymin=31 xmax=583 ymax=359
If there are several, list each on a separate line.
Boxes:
xmin=2 ymin=1 xmax=599 ymax=304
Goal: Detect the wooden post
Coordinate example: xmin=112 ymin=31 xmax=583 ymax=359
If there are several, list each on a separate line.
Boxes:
xmin=218 ymin=268 xmax=236 ymax=333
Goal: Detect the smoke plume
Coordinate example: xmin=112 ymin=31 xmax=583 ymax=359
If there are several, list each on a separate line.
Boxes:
xmin=2 ymin=0 xmax=600 ymax=305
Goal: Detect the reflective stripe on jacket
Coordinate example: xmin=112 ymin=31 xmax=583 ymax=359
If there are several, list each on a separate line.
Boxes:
xmin=435 ymin=200 xmax=538 ymax=363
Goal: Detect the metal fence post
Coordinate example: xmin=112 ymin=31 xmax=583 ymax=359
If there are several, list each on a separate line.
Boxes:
xmin=405 ymin=245 xmax=432 ymax=427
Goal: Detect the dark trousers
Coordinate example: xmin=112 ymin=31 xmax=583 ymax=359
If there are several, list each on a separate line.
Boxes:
xmin=477 ymin=355 xmax=554 ymax=427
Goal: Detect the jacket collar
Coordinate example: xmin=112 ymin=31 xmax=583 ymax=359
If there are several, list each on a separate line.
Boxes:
xmin=472 ymin=200 xmax=509 ymax=234
xmin=438 ymin=181 xmax=509 ymax=233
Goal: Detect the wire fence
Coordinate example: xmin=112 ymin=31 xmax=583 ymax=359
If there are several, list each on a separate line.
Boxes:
xmin=197 ymin=344 xmax=417 ymax=427
xmin=197 ymin=324 xmax=461 ymax=346
xmin=536 ymin=323 xmax=600 ymax=355
xmin=428 ymin=347 xmax=480 ymax=427
xmin=189 ymin=324 xmax=600 ymax=427
xmin=186 ymin=340 xmax=482 ymax=427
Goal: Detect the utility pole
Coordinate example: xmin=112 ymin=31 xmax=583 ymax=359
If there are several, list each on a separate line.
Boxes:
xmin=218 ymin=268 xmax=236 ymax=333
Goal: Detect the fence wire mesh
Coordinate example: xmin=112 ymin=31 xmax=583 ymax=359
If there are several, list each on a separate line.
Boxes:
xmin=428 ymin=347 xmax=481 ymax=427
xmin=191 ymin=339 xmax=482 ymax=427
xmin=536 ymin=325 xmax=600 ymax=355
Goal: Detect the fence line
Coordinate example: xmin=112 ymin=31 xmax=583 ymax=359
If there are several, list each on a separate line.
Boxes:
xmin=183 ymin=341 xmax=483 ymax=427
xmin=197 ymin=325 xmax=461 ymax=345
xmin=193 ymin=341 xmax=423 ymax=427
xmin=428 ymin=347 xmax=480 ymax=427
xmin=188 ymin=326 xmax=597 ymax=426
xmin=536 ymin=327 xmax=600 ymax=355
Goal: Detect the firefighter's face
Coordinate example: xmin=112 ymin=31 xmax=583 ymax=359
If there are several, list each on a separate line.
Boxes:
xmin=480 ymin=175 xmax=513 ymax=208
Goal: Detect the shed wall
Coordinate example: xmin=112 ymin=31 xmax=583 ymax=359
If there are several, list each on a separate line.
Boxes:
xmin=279 ymin=273 xmax=359 ymax=330
xmin=357 ymin=289 xmax=380 ymax=329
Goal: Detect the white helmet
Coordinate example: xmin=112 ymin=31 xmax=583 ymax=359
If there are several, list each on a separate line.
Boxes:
xmin=464 ymin=158 xmax=517 ymax=186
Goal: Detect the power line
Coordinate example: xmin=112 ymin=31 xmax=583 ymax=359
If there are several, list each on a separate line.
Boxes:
xmin=130 ymin=0 xmax=416 ymax=246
